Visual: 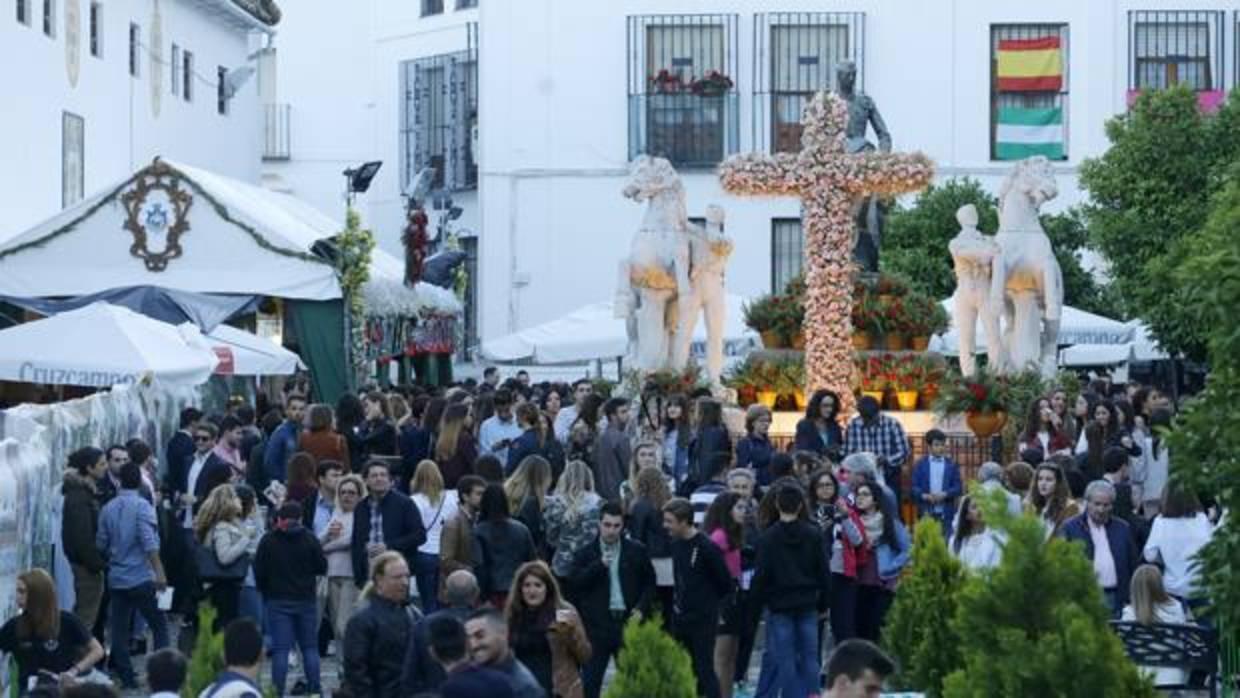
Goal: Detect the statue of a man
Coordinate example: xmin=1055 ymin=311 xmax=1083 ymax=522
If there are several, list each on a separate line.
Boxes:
xmin=834 ymin=60 xmax=892 ymax=273
xmin=949 ymin=204 xmax=1004 ymax=376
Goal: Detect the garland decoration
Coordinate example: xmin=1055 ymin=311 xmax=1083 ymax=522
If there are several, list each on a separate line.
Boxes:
xmin=338 ymin=207 xmax=376 ymax=382
xmin=719 ymin=92 xmax=934 ymax=416
xmin=402 ymin=207 xmax=429 ymax=286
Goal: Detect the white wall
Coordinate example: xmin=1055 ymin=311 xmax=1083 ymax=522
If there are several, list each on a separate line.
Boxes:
xmin=476 ymin=0 xmax=1240 ymax=343
xmin=0 ymin=0 xmax=267 ymax=239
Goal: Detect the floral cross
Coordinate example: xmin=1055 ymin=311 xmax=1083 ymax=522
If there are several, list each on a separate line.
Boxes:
xmin=719 ymin=92 xmax=933 ymax=415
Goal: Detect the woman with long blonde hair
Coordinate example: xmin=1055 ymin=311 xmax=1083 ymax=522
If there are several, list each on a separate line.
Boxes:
xmin=435 ymin=403 xmax=478 ymax=489
xmin=504 ymin=561 xmax=591 ymax=698
xmin=0 ymin=569 xmax=104 ymax=689
xmin=410 ymin=460 xmax=458 ymax=613
xmin=1122 ymin=564 xmax=1189 ymax=686
xmin=194 ymin=484 xmax=255 ymax=629
xmin=505 ymin=455 xmax=554 ymax=556
xmin=544 ymin=461 xmax=602 ymax=578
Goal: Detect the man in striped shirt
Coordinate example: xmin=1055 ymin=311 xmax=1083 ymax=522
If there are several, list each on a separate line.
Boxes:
xmin=690 ymin=452 xmax=732 ymax=526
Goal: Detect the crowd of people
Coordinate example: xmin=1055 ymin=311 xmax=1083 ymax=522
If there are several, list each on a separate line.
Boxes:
xmin=3 ymin=368 xmax=1221 ymax=697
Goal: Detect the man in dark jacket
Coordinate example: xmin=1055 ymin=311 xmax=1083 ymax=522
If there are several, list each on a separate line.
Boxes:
xmin=568 ymin=501 xmax=655 ymax=698
xmin=254 ymin=502 xmax=328 ymax=696
xmin=752 ymin=484 xmax=831 ymax=698
xmin=352 ymin=460 xmax=427 ymax=588
xmin=401 ymin=570 xmax=480 ymax=694
xmin=1060 ymin=479 xmax=1139 ymax=617
xmin=62 ymin=447 xmax=109 ymax=630
xmin=592 ymin=397 xmax=632 ymax=501
xmin=163 ymin=407 xmax=201 ymax=497
xmin=664 ymin=497 xmax=732 ymax=698
xmin=263 ymin=393 xmax=306 ymax=483
xmin=344 ymin=551 xmax=416 ymax=698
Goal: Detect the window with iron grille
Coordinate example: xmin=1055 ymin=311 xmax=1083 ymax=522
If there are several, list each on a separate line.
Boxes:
xmin=754 ymin=12 xmax=865 ymax=153
xmin=771 ymin=218 xmax=803 ymax=293
xmin=990 ymin=24 xmax=1069 ymax=161
xmin=217 ymin=66 xmax=228 ymax=115
xmin=17 ymin=0 xmax=30 ymax=25
xmin=627 ymin=14 xmax=739 ymax=169
xmin=42 ymin=0 xmax=54 ymax=37
xmin=1129 ymin=10 xmax=1223 ymax=92
xmin=456 ymin=0 xmax=477 ymax=8
xmin=399 ymin=29 xmax=479 ymax=193
xmin=422 ymin=0 xmax=443 ymax=16
xmin=89 ymin=2 xmax=101 ymax=57
xmin=128 ymin=23 xmax=139 ymax=77
xmin=183 ymin=50 xmax=193 ymax=102
xmin=171 ymin=44 xmax=181 ymax=95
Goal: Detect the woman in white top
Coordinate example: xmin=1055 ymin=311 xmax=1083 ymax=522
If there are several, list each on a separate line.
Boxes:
xmin=950 ymin=495 xmax=1004 ymax=571
xmin=320 ymin=473 xmax=364 ymax=643
xmin=1143 ymin=483 xmax=1213 ymax=603
xmin=1122 ymin=564 xmax=1189 ymax=687
xmin=410 ymin=460 xmax=459 ymax=614
xmin=1133 ymin=408 xmax=1172 ymax=516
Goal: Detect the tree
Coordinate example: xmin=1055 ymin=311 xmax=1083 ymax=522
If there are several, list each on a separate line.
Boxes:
xmin=883 ymin=179 xmax=1114 ymax=316
xmin=604 ymin=616 xmax=696 ymax=698
xmin=943 ymin=504 xmax=1155 ymax=697
xmin=883 ymin=518 xmax=965 ymax=696
xmin=1079 ymin=87 xmax=1240 ymax=360
xmin=183 ymin=605 xmax=225 ymax=698
xmin=1163 ymin=171 xmax=1240 ymax=636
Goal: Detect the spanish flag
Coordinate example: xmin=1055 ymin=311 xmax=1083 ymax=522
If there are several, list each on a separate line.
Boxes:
xmin=997 ymin=36 xmax=1063 ymax=92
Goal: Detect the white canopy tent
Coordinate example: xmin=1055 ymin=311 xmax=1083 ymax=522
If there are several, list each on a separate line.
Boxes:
xmin=481 ymin=293 xmax=758 ymax=364
xmin=1059 ymin=321 xmax=1170 ymax=367
xmin=0 ymin=302 xmax=218 ymax=387
xmin=929 ymin=300 xmax=1135 ymax=356
xmin=203 ymin=323 xmax=306 ymax=376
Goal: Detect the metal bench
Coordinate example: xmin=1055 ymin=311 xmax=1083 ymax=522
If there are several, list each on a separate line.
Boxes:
xmin=1110 ymin=621 xmax=1219 ymax=697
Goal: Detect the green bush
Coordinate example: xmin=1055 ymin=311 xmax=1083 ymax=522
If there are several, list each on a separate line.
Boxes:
xmin=942 ymin=505 xmax=1155 ymax=697
xmin=183 ymin=604 xmax=225 ymax=698
xmin=883 ymin=518 xmax=965 ymax=696
xmin=604 ymin=616 xmax=696 ymax=698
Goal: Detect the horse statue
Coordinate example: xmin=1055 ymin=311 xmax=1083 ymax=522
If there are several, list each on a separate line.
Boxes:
xmin=616 ymin=156 xmax=694 ymax=373
xmin=989 ymin=156 xmax=1064 ymax=376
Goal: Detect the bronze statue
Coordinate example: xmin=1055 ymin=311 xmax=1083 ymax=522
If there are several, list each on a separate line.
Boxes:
xmin=835 ymin=60 xmax=891 ymax=272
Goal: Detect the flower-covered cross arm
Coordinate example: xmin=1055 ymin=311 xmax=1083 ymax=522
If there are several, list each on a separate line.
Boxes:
xmin=842 ymin=151 xmax=936 ymax=197
xmin=718 ymin=152 xmax=803 ymax=197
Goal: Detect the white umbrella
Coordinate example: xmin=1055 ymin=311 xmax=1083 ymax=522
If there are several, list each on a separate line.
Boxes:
xmin=0 ymin=302 xmax=218 ymax=387
xmin=481 ymin=293 xmax=758 ymax=364
xmin=201 ymin=324 xmax=306 ymax=376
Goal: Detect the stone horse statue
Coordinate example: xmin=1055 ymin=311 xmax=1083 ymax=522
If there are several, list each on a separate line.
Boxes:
xmin=616 ymin=155 xmax=694 ymax=373
xmin=990 ymin=156 xmax=1064 ymax=376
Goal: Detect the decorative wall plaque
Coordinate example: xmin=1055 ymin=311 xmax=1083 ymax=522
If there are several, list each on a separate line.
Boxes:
xmin=120 ymin=160 xmax=193 ymax=271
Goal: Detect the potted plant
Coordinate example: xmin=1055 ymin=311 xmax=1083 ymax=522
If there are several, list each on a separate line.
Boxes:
xmin=851 ymin=295 xmax=877 ymax=350
xmin=920 ymin=363 xmax=946 ymax=408
xmin=752 ymin=359 xmax=781 ymax=408
xmin=905 ymin=294 xmax=949 ymax=351
xmin=743 ymin=295 xmax=784 ymax=348
xmin=724 ymin=359 xmax=757 ymax=407
xmin=779 ymin=358 xmax=807 ymax=409
xmin=649 ymin=68 xmax=682 ymax=94
xmin=858 ymin=354 xmax=890 ymax=404
xmin=933 ymin=370 xmax=1011 ymax=438
xmin=875 ymin=273 xmax=910 ymax=304
xmin=879 ymin=296 xmax=908 ymax=351
xmin=892 ymin=355 xmax=926 ymax=411
xmin=690 ymin=70 xmax=734 ymax=97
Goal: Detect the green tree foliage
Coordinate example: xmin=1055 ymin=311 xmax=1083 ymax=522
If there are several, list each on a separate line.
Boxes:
xmin=883 ymin=518 xmax=965 ymax=696
xmin=943 ymin=506 xmax=1155 ymax=697
xmin=604 ymin=616 xmax=696 ymax=698
xmin=883 ymin=179 xmax=1113 ymax=316
xmin=1079 ymin=87 xmax=1240 ymax=360
xmin=1163 ymin=172 xmax=1240 ymax=635
xmin=183 ymin=605 xmax=225 ymax=698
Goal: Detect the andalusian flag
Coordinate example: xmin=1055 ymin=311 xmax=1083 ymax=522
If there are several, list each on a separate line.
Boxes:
xmin=996 ymin=107 xmax=1064 ymax=160
xmin=997 ymin=36 xmax=1063 ymax=92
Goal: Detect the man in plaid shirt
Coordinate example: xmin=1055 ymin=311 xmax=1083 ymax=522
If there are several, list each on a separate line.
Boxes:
xmin=845 ymin=395 xmax=910 ymax=508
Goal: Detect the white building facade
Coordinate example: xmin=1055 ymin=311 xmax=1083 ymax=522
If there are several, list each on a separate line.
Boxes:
xmin=270 ymin=0 xmax=1239 ymax=355
xmin=0 ymin=0 xmax=276 ymax=238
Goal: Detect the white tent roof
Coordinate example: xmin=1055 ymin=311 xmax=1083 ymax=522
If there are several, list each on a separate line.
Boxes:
xmin=930 ymin=300 xmax=1135 ymax=355
xmin=0 ymin=302 xmax=218 ymax=387
xmin=482 ymin=293 xmax=758 ymax=364
xmin=1059 ymin=321 xmax=1170 ymax=366
xmin=202 ymin=323 xmax=306 ymax=376
xmin=0 ymin=159 xmax=460 ymax=316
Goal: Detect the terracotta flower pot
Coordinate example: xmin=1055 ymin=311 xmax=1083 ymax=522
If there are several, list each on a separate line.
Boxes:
xmin=756 ymin=390 xmax=778 ymax=409
xmin=760 ymin=331 xmax=784 ymax=349
xmin=793 ymin=390 xmax=806 ymax=410
xmin=851 ymin=331 xmax=874 ymax=350
xmin=861 ymin=390 xmax=885 ymax=405
xmin=920 ymin=385 xmax=939 ymax=408
xmin=736 ymin=387 xmax=756 ymax=407
xmin=882 ymin=334 xmax=906 ymax=351
xmin=896 ymin=390 xmax=919 ymax=412
xmin=908 ymin=335 xmax=931 ymax=351
xmin=792 ymin=332 xmax=807 ymax=350
xmin=966 ymin=410 xmax=1008 ymax=439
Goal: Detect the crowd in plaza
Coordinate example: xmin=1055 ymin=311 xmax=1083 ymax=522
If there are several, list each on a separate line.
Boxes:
xmin=0 ymin=367 xmax=1222 ymax=698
